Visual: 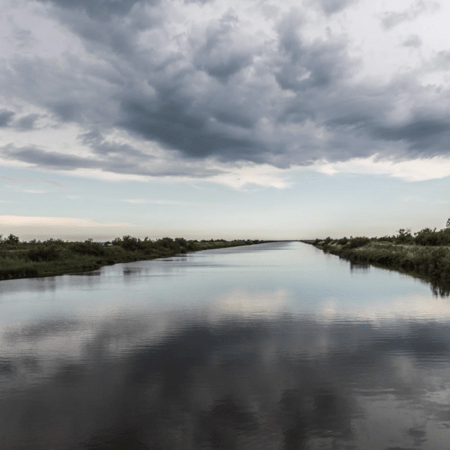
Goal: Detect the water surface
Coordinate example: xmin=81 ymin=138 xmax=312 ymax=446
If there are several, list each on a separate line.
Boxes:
xmin=1 ymin=242 xmax=450 ymax=449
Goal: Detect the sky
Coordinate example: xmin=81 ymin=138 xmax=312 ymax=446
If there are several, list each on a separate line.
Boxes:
xmin=1 ymin=0 xmax=450 ymax=241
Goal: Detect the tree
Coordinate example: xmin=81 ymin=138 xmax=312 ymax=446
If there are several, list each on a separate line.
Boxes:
xmin=396 ymin=228 xmax=414 ymax=244
xmin=6 ymin=234 xmax=19 ymax=244
xmin=446 ymin=218 xmax=450 ymax=228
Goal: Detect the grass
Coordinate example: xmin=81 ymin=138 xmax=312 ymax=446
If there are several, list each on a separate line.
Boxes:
xmin=300 ymin=227 xmax=450 ymax=297
xmin=0 ymin=236 xmax=271 ymax=281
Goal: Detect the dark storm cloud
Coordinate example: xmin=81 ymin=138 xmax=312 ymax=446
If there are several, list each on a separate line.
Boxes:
xmin=275 ymin=26 xmax=354 ymax=91
xmin=190 ymin=11 xmax=256 ymax=83
xmin=2 ymin=145 xmax=101 ymax=170
xmin=117 ymin=98 xmax=266 ymax=162
xmin=77 ymin=128 xmax=150 ymax=158
xmin=14 ymin=113 xmax=41 ymax=130
xmin=48 ymin=100 xmax=83 ymax=122
xmin=3 ymin=0 xmax=450 ymax=177
xmin=372 ymin=117 xmax=450 ymax=149
xmin=0 ymin=109 xmax=15 ymax=127
xmin=1 ymin=140 xmax=222 ymax=178
xmin=35 ymin=0 xmax=152 ymax=20
xmin=313 ymin=0 xmax=359 ymax=16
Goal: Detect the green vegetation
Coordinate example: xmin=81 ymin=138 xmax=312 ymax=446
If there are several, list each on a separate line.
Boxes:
xmin=300 ymin=227 xmax=450 ymax=297
xmin=0 ymin=234 xmax=269 ymax=281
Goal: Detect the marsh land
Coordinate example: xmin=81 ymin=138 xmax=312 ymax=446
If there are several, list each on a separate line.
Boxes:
xmin=3 ymin=241 xmax=450 ymax=449
xmin=301 ymin=227 xmax=450 ymax=297
xmin=0 ymin=234 xmax=269 ymax=280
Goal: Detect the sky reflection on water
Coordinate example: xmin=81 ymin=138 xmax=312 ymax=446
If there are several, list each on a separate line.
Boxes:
xmin=1 ymin=242 xmax=450 ymax=449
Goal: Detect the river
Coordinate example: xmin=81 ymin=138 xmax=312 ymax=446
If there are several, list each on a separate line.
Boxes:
xmin=1 ymin=241 xmax=450 ymax=449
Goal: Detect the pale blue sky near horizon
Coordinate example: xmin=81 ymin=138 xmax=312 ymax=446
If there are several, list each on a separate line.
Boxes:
xmin=2 ymin=164 xmax=449 ymax=242
xmin=1 ymin=0 xmax=450 ymax=241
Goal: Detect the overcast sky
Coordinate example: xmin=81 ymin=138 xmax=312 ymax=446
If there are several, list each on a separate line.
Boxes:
xmin=1 ymin=0 xmax=450 ymax=241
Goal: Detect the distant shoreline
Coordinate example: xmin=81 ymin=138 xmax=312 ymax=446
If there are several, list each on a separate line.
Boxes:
xmin=0 ymin=237 xmax=272 ymax=282
xmin=300 ymin=230 xmax=450 ymax=297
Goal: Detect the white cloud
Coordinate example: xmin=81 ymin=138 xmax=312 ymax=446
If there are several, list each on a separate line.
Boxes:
xmin=400 ymin=195 xmax=425 ymax=202
xmin=121 ymin=198 xmax=195 ymax=205
xmin=0 ymin=215 xmax=131 ymax=227
xmin=304 ymin=153 xmax=450 ymax=182
xmin=208 ymin=163 xmax=292 ymax=189
xmin=23 ymin=189 xmax=46 ymax=194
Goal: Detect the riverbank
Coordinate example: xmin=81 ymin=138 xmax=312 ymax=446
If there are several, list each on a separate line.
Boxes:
xmin=300 ymin=229 xmax=450 ymax=297
xmin=0 ymin=236 xmax=271 ymax=281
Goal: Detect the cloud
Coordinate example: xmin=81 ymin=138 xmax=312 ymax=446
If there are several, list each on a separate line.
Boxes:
xmin=402 ymin=35 xmax=422 ymax=48
xmin=34 ymin=0 xmax=149 ymax=20
xmin=372 ymin=117 xmax=450 ymax=149
xmin=310 ymin=0 xmax=359 ymax=16
xmin=121 ymin=199 xmax=195 ymax=205
xmin=308 ymin=153 xmax=450 ymax=182
xmin=1 ymin=145 xmax=101 ymax=171
xmin=380 ymin=1 xmax=439 ymax=30
xmin=48 ymin=100 xmax=83 ymax=122
xmin=14 ymin=113 xmax=41 ymax=130
xmin=22 ymin=189 xmax=47 ymax=194
xmin=430 ymin=51 xmax=450 ymax=71
xmin=190 ymin=11 xmax=257 ymax=83
xmin=1 ymin=0 xmax=450 ymax=185
xmin=400 ymin=195 xmax=425 ymax=202
xmin=0 ymin=215 xmax=130 ymax=227
xmin=0 ymin=175 xmax=65 ymax=187
xmin=274 ymin=14 xmax=355 ymax=91
xmin=0 ymin=109 xmax=15 ymax=127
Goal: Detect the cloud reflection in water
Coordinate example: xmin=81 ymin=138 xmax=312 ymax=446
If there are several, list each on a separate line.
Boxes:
xmin=0 ymin=287 xmax=450 ymax=449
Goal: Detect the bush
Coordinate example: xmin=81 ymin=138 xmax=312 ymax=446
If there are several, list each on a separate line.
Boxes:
xmin=377 ymin=235 xmax=395 ymax=243
xmin=345 ymin=237 xmax=371 ymax=249
xmin=414 ymin=228 xmax=450 ymax=246
xmin=70 ymin=241 xmax=106 ymax=257
xmin=414 ymin=228 xmax=438 ymax=246
xmin=27 ymin=246 xmax=59 ymax=262
xmin=112 ymin=235 xmax=146 ymax=251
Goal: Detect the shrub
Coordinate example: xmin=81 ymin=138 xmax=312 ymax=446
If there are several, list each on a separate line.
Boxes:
xmin=395 ymin=228 xmax=414 ymax=245
xmin=27 ymin=246 xmax=59 ymax=262
xmin=414 ymin=228 xmax=439 ymax=246
xmin=70 ymin=241 xmax=106 ymax=257
xmin=112 ymin=236 xmax=143 ymax=251
xmin=345 ymin=237 xmax=371 ymax=249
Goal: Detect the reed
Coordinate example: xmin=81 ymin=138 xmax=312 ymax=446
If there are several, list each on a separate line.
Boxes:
xmin=300 ymin=227 xmax=450 ymax=297
xmin=0 ymin=236 xmax=270 ymax=281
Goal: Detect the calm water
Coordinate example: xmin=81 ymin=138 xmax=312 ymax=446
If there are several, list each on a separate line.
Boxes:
xmin=1 ymin=241 xmax=450 ymax=450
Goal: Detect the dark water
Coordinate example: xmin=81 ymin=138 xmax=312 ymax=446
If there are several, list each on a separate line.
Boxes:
xmin=1 ymin=242 xmax=450 ymax=449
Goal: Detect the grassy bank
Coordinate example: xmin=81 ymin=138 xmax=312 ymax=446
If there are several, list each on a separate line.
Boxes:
xmin=300 ymin=227 xmax=450 ymax=297
xmin=0 ymin=235 xmax=270 ymax=281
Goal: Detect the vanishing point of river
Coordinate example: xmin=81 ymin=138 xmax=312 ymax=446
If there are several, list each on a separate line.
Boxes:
xmin=1 ymin=241 xmax=450 ymax=449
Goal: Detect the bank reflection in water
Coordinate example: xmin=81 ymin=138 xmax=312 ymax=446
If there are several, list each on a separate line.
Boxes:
xmin=0 ymin=242 xmax=450 ymax=449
